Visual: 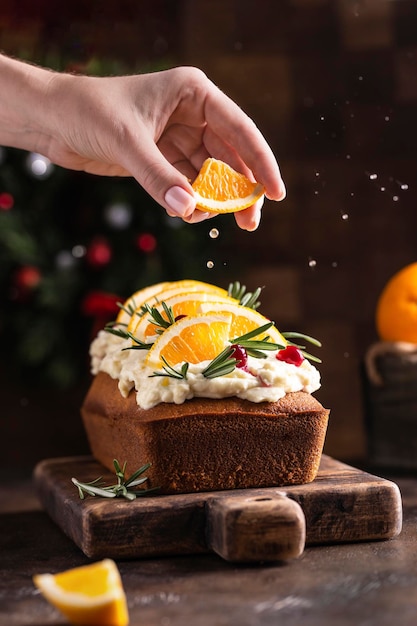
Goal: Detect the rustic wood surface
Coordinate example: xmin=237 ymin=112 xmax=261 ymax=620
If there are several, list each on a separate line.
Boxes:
xmin=0 ymin=468 xmax=416 ymax=625
xmin=33 ymin=455 xmax=402 ymax=562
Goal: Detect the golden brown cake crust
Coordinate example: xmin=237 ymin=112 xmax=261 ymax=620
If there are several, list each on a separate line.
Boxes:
xmin=81 ymin=372 xmax=329 ymax=494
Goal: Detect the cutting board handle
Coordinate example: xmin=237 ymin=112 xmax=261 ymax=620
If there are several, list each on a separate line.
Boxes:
xmin=205 ymin=492 xmax=306 ymax=562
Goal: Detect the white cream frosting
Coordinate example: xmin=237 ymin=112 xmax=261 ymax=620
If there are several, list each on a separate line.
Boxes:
xmin=90 ymin=330 xmax=321 ymax=410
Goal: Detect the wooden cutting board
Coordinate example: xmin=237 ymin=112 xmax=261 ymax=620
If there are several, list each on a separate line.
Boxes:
xmin=34 ymin=455 xmax=402 ymax=563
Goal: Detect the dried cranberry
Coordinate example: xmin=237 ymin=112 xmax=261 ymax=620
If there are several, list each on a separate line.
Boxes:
xmin=276 ymin=345 xmax=304 ymax=367
xmin=231 ymin=344 xmax=248 ymax=369
xmin=175 ymin=314 xmax=187 ymax=322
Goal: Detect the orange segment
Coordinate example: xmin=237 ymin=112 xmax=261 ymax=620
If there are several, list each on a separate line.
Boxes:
xmin=146 ymin=314 xmax=233 ymax=367
xmin=33 ymin=559 xmax=129 ymax=626
xmin=131 ymin=291 xmax=238 ymax=341
xmin=192 ymin=158 xmax=264 ymax=213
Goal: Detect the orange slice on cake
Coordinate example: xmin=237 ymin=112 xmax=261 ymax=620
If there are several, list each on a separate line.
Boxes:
xmin=192 ymin=158 xmax=264 ymax=213
xmin=145 ymin=302 xmax=285 ymax=368
xmin=198 ymin=301 xmax=286 ymax=346
xmin=115 ymin=281 xmax=169 ymax=326
xmin=117 ymin=279 xmax=226 ymax=331
xmin=131 ymin=290 xmax=238 ymax=341
xmin=146 ymin=313 xmax=233 ymax=367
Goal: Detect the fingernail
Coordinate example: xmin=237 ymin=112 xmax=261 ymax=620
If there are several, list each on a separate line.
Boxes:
xmin=165 ymin=186 xmax=195 ymax=217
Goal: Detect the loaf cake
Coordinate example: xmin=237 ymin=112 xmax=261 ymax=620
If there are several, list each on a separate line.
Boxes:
xmin=81 ymin=280 xmax=329 ymax=494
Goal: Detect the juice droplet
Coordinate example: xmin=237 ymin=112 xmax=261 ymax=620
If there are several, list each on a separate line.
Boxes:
xmin=206 ymin=260 xmax=214 ymax=269
xmin=401 ymin=184 xmax=409 ymax=190
xmin=393 ymin=195 xmax=399 ymax=202
xmin=341 ymin=213 xmax=349 ymax=220
xmin=209 ymin=228 xmax=219 ymax=239
xmin=308 ymin=258 xmax=317 ymax=268
xmin=369 ymin=173 xmax=377 ymax=180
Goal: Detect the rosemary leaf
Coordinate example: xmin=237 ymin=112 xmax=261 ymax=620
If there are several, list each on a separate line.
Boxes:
xmin=124 ymin=462 xmax=152 ymax=487
xmin=299 ymin=350 xmax=322 ymax=364
xmin=202 ymin=346 xmax=237 ymax=378
xmin=236 ymin=339 xmax=282 ymax=351
xmin=227 ymin=281 xmax=262 ymax=310
xmin=142 ymin=302 xmax=175 ymax=330
xmin=203 ymin=361 xmax=238 ymax=378
xmin=282 ymin=331 xmax=322 ymax=348
xmin=150 ymin=357 xmax=189 ymax=380
xmin=71 ymin=477 xmax=117 ymax=499
xmin=239 ymin=286 xmax=262 ymax=310
xmin=245 ymin=348 xmax=268 ymax=359
xmin=116 ymin=300 xmax=137 ymax=317
xmin=230 ymin=321 xmax=274 ymax=343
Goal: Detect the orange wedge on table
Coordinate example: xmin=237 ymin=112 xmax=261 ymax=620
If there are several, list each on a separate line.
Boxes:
xmin=192 ymin=158 xmax=264 ymax=213
xmin=145 ymin=302 xmax=285 ymax=368
xmin=33 ymin=559 xmax=129 ymax=626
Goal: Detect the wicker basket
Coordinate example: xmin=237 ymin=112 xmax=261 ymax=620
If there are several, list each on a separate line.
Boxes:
xmin=363 ymin=341 xmax=417 ymax=470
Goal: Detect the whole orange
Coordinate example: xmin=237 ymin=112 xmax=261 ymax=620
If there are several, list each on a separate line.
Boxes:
xmin=376 ymin=262 xmax=417 ymax=344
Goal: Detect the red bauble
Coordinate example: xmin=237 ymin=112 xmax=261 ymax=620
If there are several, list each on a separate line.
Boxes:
xmin=86 ymin=237 xmax=112 ymax=268
xmin=81 ymin=291 xmax=121 ymax=317
xmin=14 ymin=265 xmax=42 ymax=290
xmin=0 ymin=192 xmax=14 ymax=211
xmin=136 ymin=232 xmax=157 ymax=253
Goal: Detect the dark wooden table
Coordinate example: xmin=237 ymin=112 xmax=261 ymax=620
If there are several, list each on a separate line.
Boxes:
xmin=2 ymin=468 xmax=417 ymax=626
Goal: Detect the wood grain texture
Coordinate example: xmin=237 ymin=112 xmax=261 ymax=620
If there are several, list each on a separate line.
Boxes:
xmin=33 ymin=455 xmax=403 ymax=562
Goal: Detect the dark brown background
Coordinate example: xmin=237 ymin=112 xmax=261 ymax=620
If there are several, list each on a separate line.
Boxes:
xmin=1 ymin=0 xmax=417 ymax=469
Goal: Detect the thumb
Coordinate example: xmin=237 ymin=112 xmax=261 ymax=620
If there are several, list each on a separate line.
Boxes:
xmin=124 ymin=136 xmax=196 ymax=218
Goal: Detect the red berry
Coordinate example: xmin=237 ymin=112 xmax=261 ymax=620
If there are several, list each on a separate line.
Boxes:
xmin=231 ymin=344 xmax=248 ymax=369
xmin=276 ymin=345 xmax=304 ymax=367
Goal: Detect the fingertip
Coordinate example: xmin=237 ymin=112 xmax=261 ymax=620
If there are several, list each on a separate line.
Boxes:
xmin=183 ymin=209 xmax=214 ymax=224
xmin=265 ymin=178 xmax=286 ymax=202
xmin=235 ymin=197 xmax=263 ymax=231
xmin=164 ymin=186 xmax=196 ymax=217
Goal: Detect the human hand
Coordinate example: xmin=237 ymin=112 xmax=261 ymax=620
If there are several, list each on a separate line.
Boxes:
xmin=1 ymin=58 xmax=286 ymax=230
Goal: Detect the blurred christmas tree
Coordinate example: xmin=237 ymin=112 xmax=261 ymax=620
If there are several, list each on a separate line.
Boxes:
xmin=0 ymin=146 xmax=221 ymax=388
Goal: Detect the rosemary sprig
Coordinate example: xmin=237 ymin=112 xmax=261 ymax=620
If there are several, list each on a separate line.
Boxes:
xmin=202 ymin=323 xmax=282 ymax=378
xmin=141 ymin=301 xmax=176 ymax=333
xmin=231 ymin=322 xmax=284 ymax=356
xmin=72 ymin=459 xmax=158 ymax=501
xmin=202 ymin=346 xmax=238 ymax=378
xmin=228 ymin=281 xmax=262 ymax=310
xmin=150 ymin=356 xmax=189 ymax=380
